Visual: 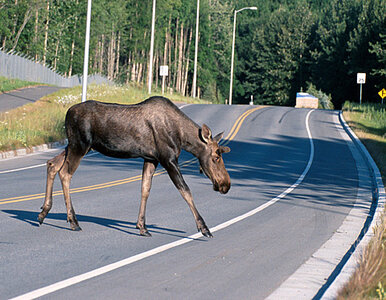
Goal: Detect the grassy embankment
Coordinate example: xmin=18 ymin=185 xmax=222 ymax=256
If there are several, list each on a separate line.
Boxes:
xmin=0 ymin=76 xmax=41 ymax=93
xmin=0 ymin=83 xmax=206 ymax=151
xmin=338 ymin=101 xmax=385 ymax=299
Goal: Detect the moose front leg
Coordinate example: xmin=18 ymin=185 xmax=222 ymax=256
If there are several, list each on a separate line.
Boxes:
xmin=164 ymin=159 xmax=213 ymax=238
xmin=137 ymin=160 xmax=158 ymax=237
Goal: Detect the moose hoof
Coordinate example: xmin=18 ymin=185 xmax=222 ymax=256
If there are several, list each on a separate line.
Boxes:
xmin=71 ymin=224 xmax=82 ymax=231
xmin=140 ymin=230 xmax=152 ymax=237
xmin=201 ymin=228 xmax=213 ymax=238
xmin=37 ymin=214 xmax=45 ymax=225
xmin=202 ymin=231 xmax=213 ymax=238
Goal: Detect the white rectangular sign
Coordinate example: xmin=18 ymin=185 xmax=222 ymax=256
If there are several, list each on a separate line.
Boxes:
xmin=160 ymin=65 xmax=168 ymax=76
xmin=357 ymin=73 xmax=366 ymax=84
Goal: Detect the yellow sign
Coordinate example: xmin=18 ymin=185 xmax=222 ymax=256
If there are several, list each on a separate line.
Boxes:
xmin=379 ymin=88 xmax=386 ymax=99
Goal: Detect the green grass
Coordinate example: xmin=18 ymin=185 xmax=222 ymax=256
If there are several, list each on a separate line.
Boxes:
xmin=0 ymin=83 xmax=207 ymax=151
xmin=342 ymin=101 xmax=386 ymax=183
xmin=0 ymin=76 xmax=42 ymax=93
xmin=339 ymin=101 xmax=386 ymax=299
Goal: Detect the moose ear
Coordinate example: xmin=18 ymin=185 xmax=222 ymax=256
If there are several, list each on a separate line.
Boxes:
xmin=200 ymin=124 xmax=212 ymax=144
xmin=213 ymin=132 xmax=224 ymax=143
xmin=220 ymin=146 xmax=231 ymax=154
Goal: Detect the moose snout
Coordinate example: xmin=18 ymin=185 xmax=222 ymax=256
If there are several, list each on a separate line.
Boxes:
xmin=213 ymin=180 xmax=231 ymax=194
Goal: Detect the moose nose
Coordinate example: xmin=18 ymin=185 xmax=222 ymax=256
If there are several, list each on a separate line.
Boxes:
xmin=214 ymin=182 xmax=230 ymax=194
xmin=219 ymin=183 xmax=230 ymax=194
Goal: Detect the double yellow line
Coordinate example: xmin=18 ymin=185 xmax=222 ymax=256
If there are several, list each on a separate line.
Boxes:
xmin=0 ymin=106 xmax=264 ymax=205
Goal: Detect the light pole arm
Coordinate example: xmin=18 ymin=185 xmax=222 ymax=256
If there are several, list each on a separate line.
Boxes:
xmin=236 ymin=7 xmax=257 ymax=13
xmin=228 ymin=6 xmax=257 ymax=105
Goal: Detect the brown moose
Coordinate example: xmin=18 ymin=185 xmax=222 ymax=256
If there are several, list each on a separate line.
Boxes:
xmin=38 ymin=97 xmax=231 ymax=238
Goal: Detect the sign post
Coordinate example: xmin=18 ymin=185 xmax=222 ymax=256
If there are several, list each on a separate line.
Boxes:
xmin=378 ymin=88 xmax=386 ymax=104
xmin=160 ymin=65 xmax=168 ymax=95
xmin=357 ymin=73 xmax=366 ymax=105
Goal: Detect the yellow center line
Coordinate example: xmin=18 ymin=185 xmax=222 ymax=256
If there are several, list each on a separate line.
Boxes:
xmin=0 ymin=106 xmax=265 ymax=205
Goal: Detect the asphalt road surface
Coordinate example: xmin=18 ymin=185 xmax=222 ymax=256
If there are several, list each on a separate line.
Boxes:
xmin=0 ymin=86 xmax=62 ymax=112
xmin=0 ymin=104 xmax=374 ymax=299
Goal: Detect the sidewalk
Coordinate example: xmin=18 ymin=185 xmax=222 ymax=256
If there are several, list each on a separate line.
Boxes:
xmin=0 ymin=85 xmax=62 ymax=112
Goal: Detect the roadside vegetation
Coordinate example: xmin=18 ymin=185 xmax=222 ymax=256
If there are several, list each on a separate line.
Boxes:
xmin=0 ymin=76 xmax=41 ymax=93
xmin=338 ymin=102 xmax=385 ymax=299
xmin=0 ymin=83 xmax=205 ymax=151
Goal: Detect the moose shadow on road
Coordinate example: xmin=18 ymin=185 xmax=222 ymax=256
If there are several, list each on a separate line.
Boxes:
xmin=1 ymin=209 xmax=194 ymax=239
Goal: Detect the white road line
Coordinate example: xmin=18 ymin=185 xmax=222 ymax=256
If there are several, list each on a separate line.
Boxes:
xmin=0 ymin=151 xmax=99 ymax=174
xmin=11 ymin=110 xmax=315 ymax=300
xmin=178 ymin=103 xmax=192 ymax=110
xmin=267 ymin=110 xmax=385 ymax=300
xmin=0 ymin=163 xmax=46 ymax=174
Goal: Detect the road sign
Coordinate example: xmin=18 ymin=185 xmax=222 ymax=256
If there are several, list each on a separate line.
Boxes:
xmin=160 ymin=65 xmax=169 ymax=95
xmin=379 ymin=88 xmax=386 ymax=104
xmin=357 ymin=73 xmax=366 ymax=104
xmin=160 ymin=65 xmax=168 ymax=76
xmin=378 ymin=88 xmax=386 ymax=99
xmin=357 ymin=73 xmax=366 ymax=84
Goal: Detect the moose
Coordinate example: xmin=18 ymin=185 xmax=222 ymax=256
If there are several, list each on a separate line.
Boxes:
xmin=38 ymin=96 xmax=231 ymax=238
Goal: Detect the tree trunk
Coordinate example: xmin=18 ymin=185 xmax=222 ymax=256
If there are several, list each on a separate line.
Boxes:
xmin=131 ymin=51 xmax=137 ymax=82
xmin=11 ymin=7 xmax=33 ymax=51
xmin=176 ymin=22 xmax=184 ymax=92
xmin=182 ymin=28 xmax=193 ymax=96
xmin=155 ymin=50 xmax=159 ymax=88
xmin=107 ymin=28 xmax=116 ymax=80
xmin=99 ymin=34 xmax=105 ymax=74
xmin=68 ymin=38 xmax=75 ymax=77
xmin=167 ymin=16 xmax=172 ymax=89
xmin=173 ymin=18 xmax=179 ymax=89
xmin=42 ymin=0 xmax=50 ymax=66
xmin=114 ymin=31 xmax=121 ymax=79
xmin=53 ymin=31 xmax=61 ymax=70
xmin=34 ymin=9 xmax=39 ymax=61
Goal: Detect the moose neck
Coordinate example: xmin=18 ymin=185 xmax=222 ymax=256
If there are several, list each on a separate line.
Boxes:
xmin=181 ymin=121 xmax=206 ymax=159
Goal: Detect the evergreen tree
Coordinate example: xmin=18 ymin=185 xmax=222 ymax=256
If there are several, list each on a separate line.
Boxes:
xmin=243 ymin=1 xmax=315 ymax=105
xmin=0 ymin=0 xmax=384 ymax=104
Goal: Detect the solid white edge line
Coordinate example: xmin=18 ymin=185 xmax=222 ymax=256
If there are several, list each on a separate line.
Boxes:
xmin=11 ymin=109 xmax=315 ymax=300
xmin=267 ymin=110 xmax=385 ymax=300
xmin=321 ymin=111 xmax=385 ymax=299
xmin=0 ymin=151 xmax=99 ymax=174
xmin=0 ymin=163 xmax=46 ymax=174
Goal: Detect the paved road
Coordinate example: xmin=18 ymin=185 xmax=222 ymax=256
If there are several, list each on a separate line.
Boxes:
xmin=0 ymin=104 xmax=374 ymax=299
xmin=0 ymin=86 xmax=62 ymax=112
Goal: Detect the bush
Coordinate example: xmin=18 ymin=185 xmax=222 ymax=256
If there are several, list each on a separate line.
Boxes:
xmin=306 ymin=83 xmax=334 ymax=110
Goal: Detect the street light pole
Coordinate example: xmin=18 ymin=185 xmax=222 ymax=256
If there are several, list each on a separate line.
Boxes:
xmin=148 ymin=0 xmax=156 ymax=94
xmin=229 ymin=7 xmax=257 ymax=105
xmin=192 ymin=0 xmax=199 ymax=98
xmin=81 ymin=0 xmax=92 ymax=103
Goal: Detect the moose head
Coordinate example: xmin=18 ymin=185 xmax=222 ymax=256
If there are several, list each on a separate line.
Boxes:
xmin=198 ymin=124 xmax=231 ymax=194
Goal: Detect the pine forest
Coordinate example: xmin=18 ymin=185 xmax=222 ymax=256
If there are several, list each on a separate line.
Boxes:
xmin=0 ymin=0 xmax=384 ymax=108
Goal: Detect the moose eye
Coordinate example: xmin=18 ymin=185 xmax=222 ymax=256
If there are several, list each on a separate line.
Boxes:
xmin=213 ymin=156 xmax=221 ymax=163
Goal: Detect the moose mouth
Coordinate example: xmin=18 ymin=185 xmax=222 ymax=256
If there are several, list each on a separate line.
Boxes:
xmin=213 ymin=181 xmax=230 ymax=194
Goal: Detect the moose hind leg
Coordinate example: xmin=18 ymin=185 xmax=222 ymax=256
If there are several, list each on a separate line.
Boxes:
xmin=59 ymin=148 xmax=86 ymax=231
xmin=38 ymin=150 xmax=66 ymax=225
xmin=137 ymin=160 xmax=158 ymax=237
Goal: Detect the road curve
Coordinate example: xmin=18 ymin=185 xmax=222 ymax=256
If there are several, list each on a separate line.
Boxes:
xmin=0 ymin=104 xmax=377 ymax=299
